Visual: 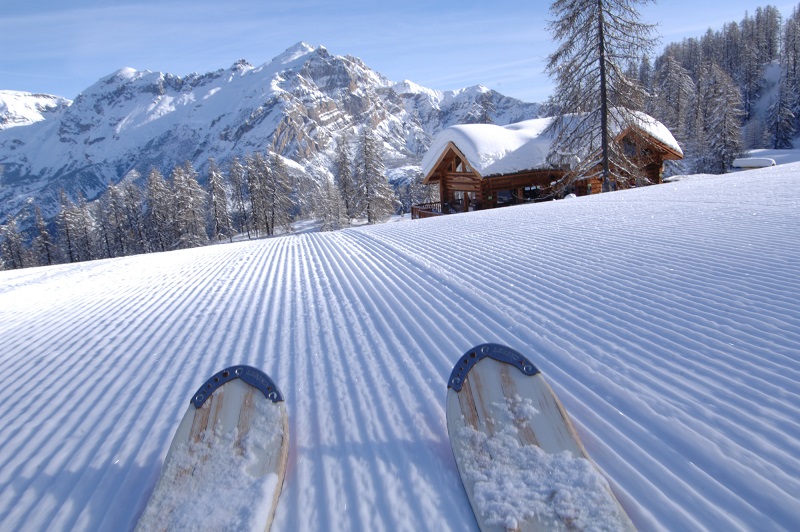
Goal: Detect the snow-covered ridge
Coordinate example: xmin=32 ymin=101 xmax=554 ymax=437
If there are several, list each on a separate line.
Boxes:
xmin=0 ymin=90 xmax=71 ymax=130
xmin=1 ymin=166 xmax=798 ymax=530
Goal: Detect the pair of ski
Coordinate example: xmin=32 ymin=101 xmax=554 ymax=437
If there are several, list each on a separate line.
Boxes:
xmin=136 ymin=345 xmax=634 ymax=531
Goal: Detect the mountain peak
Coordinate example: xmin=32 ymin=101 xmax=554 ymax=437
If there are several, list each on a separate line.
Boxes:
xmin=271 ymin=42 xmax=320 ymax=65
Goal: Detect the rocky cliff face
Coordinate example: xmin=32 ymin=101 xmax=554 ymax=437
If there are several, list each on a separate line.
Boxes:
xmin=0 ymin=42 xmax=541 ymax=224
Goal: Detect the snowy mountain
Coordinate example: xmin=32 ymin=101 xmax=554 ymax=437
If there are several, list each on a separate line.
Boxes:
xmin=0 ymin=91 xmax=71 ymax=130
xmin=0 ymin=42 xmax=541 ymax=225
xmin=0 ymin=166 xmax=798 ymax=530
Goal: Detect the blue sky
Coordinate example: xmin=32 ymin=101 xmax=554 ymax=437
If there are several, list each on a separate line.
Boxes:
xmin=1 ymin=1 xmax=797 ymax=103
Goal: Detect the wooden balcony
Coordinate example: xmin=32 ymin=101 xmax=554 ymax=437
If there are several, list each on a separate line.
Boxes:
xmin=410 ymin=202 xmax=446 ymax=219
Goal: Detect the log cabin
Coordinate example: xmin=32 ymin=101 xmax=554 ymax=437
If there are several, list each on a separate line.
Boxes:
xmin=412 ymin=109 xmax=683 ymax=219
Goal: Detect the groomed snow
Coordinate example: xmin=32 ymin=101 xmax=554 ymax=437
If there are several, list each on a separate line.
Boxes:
xmin=1 ymin=165 xmax=799 ymax=530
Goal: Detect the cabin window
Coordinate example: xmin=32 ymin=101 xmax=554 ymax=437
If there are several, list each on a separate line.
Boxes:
xmin=523 ymin=186 xmax=539 ymax=201
xmin=587 ymin=183 xmax=592 ymax=194
xmin=623 ymin=137 xmax=637 ymax=157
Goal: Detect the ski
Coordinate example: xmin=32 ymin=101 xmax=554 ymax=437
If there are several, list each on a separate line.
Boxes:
xmin=136 ymin=365 xmax=289 ymax=531
xmin=446 ymin=344 xmax=634 ymax=531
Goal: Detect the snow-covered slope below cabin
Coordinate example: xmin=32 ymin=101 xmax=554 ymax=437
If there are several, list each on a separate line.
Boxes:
xmin=1 ymin=167 xmax=799 ymax=530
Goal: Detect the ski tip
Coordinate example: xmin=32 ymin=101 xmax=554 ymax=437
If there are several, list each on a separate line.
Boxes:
xmin=191 ymin=365 xmax=284 ymax=408
xmin=447 ymin=343 xmax=539 ymax=392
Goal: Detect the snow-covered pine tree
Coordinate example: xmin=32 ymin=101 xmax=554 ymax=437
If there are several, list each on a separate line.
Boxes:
xmin=56 ymin=192 xmax=95 ymax=263
xmin=96 ymin=181 xmax=143 ymax=258
xmin=755 ymin=6 xmax=782 ymax=65
xmin=334 ymin=134 xmax=358 ymax=223
xmin=357 ymin=127 xmax=396 ymax=224
xmin=653 ymin=54 xmax=696 ymax=173
xmin=638 ymin=55 xmax=654 ymax=97
xmin=545 ymin=0 xmax=658 ymax=192
xmin=144 ymin=168 xmax=173 ymax=252
xmin=31 ymin=205 xmax=55 ymax=266
xmin=265 ymin=152 xmax=294 ymax=236
xmin=207 ymin=158 xmax=234 ymax=242
xmin=738 ymin=14 xmax=764 ymax=121
xmin=97 ymin=184 xmax=124 ymax=258
xmin=398 ymin=172 xmax=438 ymax=216
xmin=699 ymin=62 xmax=745 ymax=173
xmin=227 ymin=156 xmax=251 ymax=239
xmin=785 ymin=7 xmax=800 ymax=86
xmin=784 ymin=7 xmax=800 ymax=135
xmin=317 ymin=176 xmax=348 ymax=232
xmin=0 ymin=219 xmax=28 ymax=270
xmin=120 ymin=180 xmax=146 ymax=256
xmin=171 ymin=162 xmax=208 ymax=249
xmin=56 ymin=190 xmax=77 ymax=263
xmin=766 ymin=71 xmax=796 ymax=149
xmin=246 ymin=153 xmax=268 ymax=237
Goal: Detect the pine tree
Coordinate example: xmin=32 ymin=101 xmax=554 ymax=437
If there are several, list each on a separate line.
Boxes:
xmin=56 ymin=191 xmax=95 ymax=263
xmin=264 ymin=152 xmax=295 ymax=235
xmin=739 ymin=14 xmax=763 ymax=121
xmin=317 ymin=176 xmax=348 ymax=232
xmin=246 ymin=153 xmax=268 ymax=237
xmin=545 ymin=0 xmax=658 ymax=191
xmin=784 ymin=8 xmax=800 ymax=134
xmin=56 ymin=190 xmax=77 ymax=263
xmin=171 ymin=162 xmax=208 ymax=249
xmin=357 ymin=128 xmax=396 ymax=224
xmin=766 ymin=73 xmax=796 ymax=149
xmin=398 ymin=172 xmax=438 ymax=215
xmin=699 ymin=63 xmax=745 ymax=173
xmin=653 ymin=54 xmax=696 ymax=172
xmin=72 ymin=194 xmax=96 ymax=262
xmin=32 ymin=205 xmax=55 ymax=266
xmin=207 ymin=158 xmax=234 ymax=242
xmin=120 ymin=180 xmax=146 ymax=255
xmin=227 ymin=156 xmax=251 ymax=239
xmin=144 ymin=168 xmax=173 ymax=252
xmin=97 ymin=184 xmax=124 ymax=258
xmin=334 ymin=134 xmax=358 ymax=223
xmin=0 ymin=220 xmax=27 ymax=270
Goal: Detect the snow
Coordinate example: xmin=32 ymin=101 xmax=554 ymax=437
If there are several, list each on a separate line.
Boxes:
xmin=459 ymin=423 xmax=623 ymax=530
xmin=745 ymin=148 xmax=800 ymax=165
xmin=420 ymin=118 xmax=554 ymax=177
xmin=136 ymin=395 xmax=282 ymax=531
xmin=1 ymin=166 xmax=800 ymax=530
xmin=732 ymin=157 xmax=776 ymax=169
xmin=0 ymin=90 xmax=70 ymax=130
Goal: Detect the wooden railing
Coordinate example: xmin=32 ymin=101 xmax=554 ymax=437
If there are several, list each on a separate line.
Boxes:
xmin=411 ymin=202 xmax=445 ymax=219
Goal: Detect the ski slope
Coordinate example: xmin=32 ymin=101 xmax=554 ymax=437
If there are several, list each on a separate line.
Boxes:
xmin=1 ymin=167 xmax=799 ymax=530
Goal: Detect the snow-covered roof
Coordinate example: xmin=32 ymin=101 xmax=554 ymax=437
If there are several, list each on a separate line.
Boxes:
xmin=421 ymin=109 xmax=682 ymax=179
xmin=421 ymin=118 xmax=555 ymax=178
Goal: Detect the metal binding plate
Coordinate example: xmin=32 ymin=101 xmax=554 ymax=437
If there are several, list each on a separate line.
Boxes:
xmin=448 ymin=343 xmax=539 ymax=391
xmin=191 ymin=365 xmax=284 ymax=408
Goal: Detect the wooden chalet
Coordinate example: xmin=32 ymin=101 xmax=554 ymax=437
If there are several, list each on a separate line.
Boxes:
xmin=412 ymin=111 xmax=683 ymax=219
